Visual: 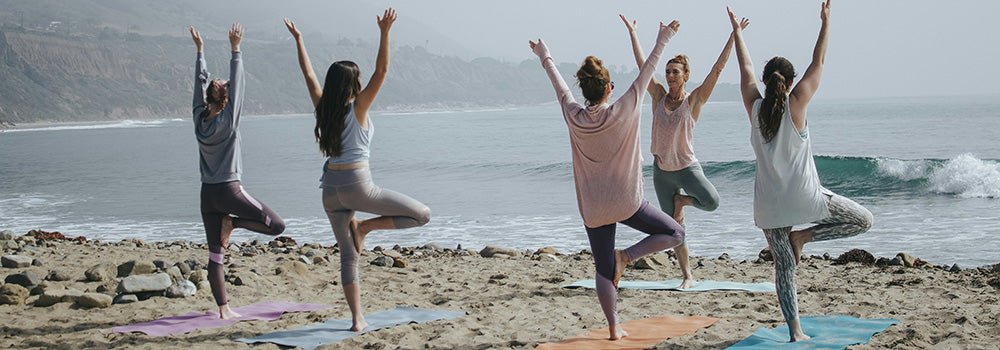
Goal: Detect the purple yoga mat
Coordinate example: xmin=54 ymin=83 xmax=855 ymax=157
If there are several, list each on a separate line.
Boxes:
xmin=104 ymin=301 xmax=335 ymax=336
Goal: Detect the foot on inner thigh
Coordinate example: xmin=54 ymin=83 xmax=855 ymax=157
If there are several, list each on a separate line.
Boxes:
xmin=351 ymin=315 xmax=368 ymax=332
xmin=350 ymin=219 xmax=366 ymax=254
xmin=789 ymin=229 xmax=812 ymax=265
xmin=673 ymin=194 xmax=692 ymax=224
xmin=219 ymin=304 xmax=242 ymax=319
xmin=220 ymin=215 xmax=234 ymax=250
xmin=609 ymin=323 xmax=629 ymax=340
xmin=613 ymin=249 xmax=629 ymax=288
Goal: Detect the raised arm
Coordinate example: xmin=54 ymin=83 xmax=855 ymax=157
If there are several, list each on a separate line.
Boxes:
xmin=227 ymin=23 xmax=245 ymax=124
xmin=728 ymin=7 xmax=760 ymax=119
xmin=689 ymin=18 xmax=749 ymax=120
xmin=529 ymin=38 xmax=576 ymax=108
xmin=284 ymin=18 xmax=322 ymax=108
xmin=191 ymin=27 xmax=209 ymax=113
xmin=354 ymin=8 xmax=396 ymax=124
xmin=616 ymin=21 xmax=678 ymax=115
xmin=789 ymin=0 xmax=831 ymax=118
xmin=620 ymin=14 xmax=665 ymax=102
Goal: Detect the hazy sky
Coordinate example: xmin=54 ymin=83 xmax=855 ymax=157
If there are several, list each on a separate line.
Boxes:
xmin=351 ymin=0 xmax=998 ymax=100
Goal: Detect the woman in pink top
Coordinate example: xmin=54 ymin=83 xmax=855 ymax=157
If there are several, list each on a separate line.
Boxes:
xmin=620 ymin=15 xmax=749 ymax=289
xmin=529 ymin=19 xmax=685 ymax=340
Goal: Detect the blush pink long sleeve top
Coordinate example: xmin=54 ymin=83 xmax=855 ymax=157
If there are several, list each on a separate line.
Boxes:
xmin=534 ymin=25 xmax=675 ymax=228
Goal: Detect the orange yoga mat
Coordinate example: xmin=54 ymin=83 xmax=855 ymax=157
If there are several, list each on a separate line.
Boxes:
xmin=535 ymin=315 xmax=723 ymax=350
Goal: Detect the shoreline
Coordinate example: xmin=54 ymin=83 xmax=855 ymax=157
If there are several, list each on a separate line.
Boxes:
xmin=1 ymin=230 xmax=997 ymax=348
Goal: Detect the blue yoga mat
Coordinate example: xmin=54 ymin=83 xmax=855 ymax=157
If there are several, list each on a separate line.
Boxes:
xmin=727 ymin=315 xmax=899 ymax=349
xmin=563 ymin=279 xmax=776 ymax=292
xmin=235 ymin=306 xmax=466 ymax=350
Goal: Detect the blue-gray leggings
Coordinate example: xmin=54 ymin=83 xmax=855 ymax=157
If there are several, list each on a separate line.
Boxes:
xmin=586 ymin=200 xmax=685 ymax=326
xmin=321 ymin=167 xmax=430 ymax=285
xmin=763 ymin=188 xmax=873 ymax=325
xmin=652 ymin=161 xmax=720 ymax=237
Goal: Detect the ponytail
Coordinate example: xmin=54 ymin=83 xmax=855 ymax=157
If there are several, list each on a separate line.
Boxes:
xmin=758 ymin=57 xmax=796 ymax=143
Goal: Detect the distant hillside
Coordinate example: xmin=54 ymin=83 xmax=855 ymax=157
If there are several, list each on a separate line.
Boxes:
xmin=0 ymin=1 xmax=738 ymax=124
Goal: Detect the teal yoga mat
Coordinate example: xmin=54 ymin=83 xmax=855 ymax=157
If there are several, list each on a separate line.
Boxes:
xmin=727 ymin=315 xmax=899 ymax=349
xmin=235 ymin=306 xmax=466 ymax=350
xmin=563 ymin=279 xmax=776 ymax=292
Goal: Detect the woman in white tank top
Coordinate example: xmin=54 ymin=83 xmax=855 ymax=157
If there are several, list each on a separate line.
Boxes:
xmin=730 ymin=1 xmax=872 ymax=342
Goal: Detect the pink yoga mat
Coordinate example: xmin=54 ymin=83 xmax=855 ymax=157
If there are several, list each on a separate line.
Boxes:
xmin=104 ymin=301 xmax=335 ymax=336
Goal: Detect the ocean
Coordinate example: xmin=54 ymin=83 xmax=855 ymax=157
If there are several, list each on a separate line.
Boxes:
xmin=1 ymin=95 xmax=998 ymax=268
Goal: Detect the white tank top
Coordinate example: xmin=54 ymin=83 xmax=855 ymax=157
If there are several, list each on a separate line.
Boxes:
xmin=750 ymin=98 xmax=829 ymax=229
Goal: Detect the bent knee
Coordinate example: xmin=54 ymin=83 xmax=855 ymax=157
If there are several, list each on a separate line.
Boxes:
xmin=415 ymin=206 xmax=431 ymax=226
xmin=269 ymin=217 xmax=286 ymax=236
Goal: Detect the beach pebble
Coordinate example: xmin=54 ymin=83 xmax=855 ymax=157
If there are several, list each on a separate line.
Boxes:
xmin=535 ymin=247 xmax=560 ymax=256
xmin=117 ymin=272 xmax=172 ymax=294
xmin=633 ymin=257 xmax=659 ymax=270
xmin=718 ymin=253 xmax=730 ymax=260
xmin=311 ymin=256 xmax=328 ymax=265
xmin=1 ymin=240 xmax=19 ymax=251
xmin=896 ymin=253 xmax=917 ymax=267
xmin=833 ymin=249 xmax=876 ymax=266
xmin=480 ymin=246 xmax=520 ymax=258
xmin=35 ymin=289 xmax=82 ymax=307
xmin=5 ymin=270 xmax=42 ymax=290
xmin=175 ymin=262 xmax=191 ymax=275
xmin=152 ymin=259 xmax=174 ymax=270
xmin=533 ymin=253 xmax=561 ymax=262
xmin=297 ymin=255 xmax=313 ymax=265
xmin=275 ymin=261 xmax=310 ymax=276
xmin=184 ymin=258 xmax=204 ymax=271
xmin=698 ymin=260 xmax=717 ymax=269
xmin=95 ymin=280 xmax=119 ymax=296
xmin=298 ymin=247 xmax=313 ymax=256
xmin=420 ymin=243 xmax=442 ymax=251
xmin=165 ymin=280 xmax=197 ymax=298
xmin=0 ymin=230 xmax=14 ymax=241
xmin=75 ymin=292 xmax=112 ymax=308
xmin=889 ymin=256 xmax=904 ymax=266
xmin=31 ymin=259 xmax=42 ymax=266
xmin=823 ymin=252 xmax=832 ymax=260
xmin=392 ymin=258 xmax=408 ymax=268
xmin=2 ymin=255 xmax=33 ymax=268
xmin=0 ymin=283 xmax=29 ymax=305
xmin=371 ymin=256 xmax=394 ymax=267
xmin=113 ymin=294 xmax=138 ymax=304
xmin=382 ymin=249 xmax=403 ymax=259
xmin=231 ymin=275 xmax=254 ymax=286
xmin=758 ymin=248 xmax=774 ymax=262
xmin=188 ymin=270 xmax=205 ymax=284
xmin=949 ymin=264 xmax=962 ymax=272
xmin=85 ymin=262 xmax=117 ymax=282
xmin=117 ymin=260 xmax=156 ymax=277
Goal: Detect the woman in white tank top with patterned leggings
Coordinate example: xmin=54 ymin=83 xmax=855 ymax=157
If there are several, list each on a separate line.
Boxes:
xmin=730 ymin=2 xmax=872 ymax=342
xmin=620 ymin=15 xmax=748 ymax=289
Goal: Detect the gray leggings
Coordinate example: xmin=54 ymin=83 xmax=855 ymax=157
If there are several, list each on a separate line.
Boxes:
xmin=653 ymin=160 xmax=719 ymax=247
xmin=321 ymin=167 xmax=430 ymax=285
xmin=763 ymin=188 xmax=873 ymax=324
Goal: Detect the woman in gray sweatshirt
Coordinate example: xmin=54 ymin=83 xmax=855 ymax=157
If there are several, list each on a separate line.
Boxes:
xmin=191 ymin=24 xmax=286 ymax=319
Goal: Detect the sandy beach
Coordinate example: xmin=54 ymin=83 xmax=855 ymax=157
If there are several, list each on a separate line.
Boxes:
xmin=1 ymin=230 xmax=998 ymax=349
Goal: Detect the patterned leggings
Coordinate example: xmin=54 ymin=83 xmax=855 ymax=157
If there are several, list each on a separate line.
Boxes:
xmin=763 ymin=188 xmax=872 ymax=324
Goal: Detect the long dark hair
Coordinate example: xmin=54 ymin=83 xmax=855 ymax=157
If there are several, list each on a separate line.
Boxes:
xmin=759 ymin=57 xmax=796 ymax=143
xmin=575 ymin=56 xmax=610 ymax=106
xmin=315 ymin=61 xmax=361 ymax=158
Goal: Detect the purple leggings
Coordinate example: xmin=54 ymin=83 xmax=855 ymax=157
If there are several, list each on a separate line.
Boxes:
xmin=201 ymin=181 xmax=285 ymax=306
xmin=586 ymin=200 xmax=685 ymax=326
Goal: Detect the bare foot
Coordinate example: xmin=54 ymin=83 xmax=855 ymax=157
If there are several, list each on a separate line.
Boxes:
xmin=790 ymin=332 xmax=812 ymax=342
xmin=677 ymin=277 xmax=695 ymax=289
xmin=219 ymin=304 xmax=242 ymax=319
xmin=613 ymin=249 xmax=629 ymax=288
xmin=351 ymin=316 xmax=368 ymax=332
xmin=789 ymin=229 xmax=813 ymax=265
xmin=220 ymin=215 xmax=234 ymax=250
xmin=609 ymin=323 xmax=629 ymax=340
xmin=350 ymin=219 xmax=365 ymax=253
xmin=673 ymin=194 xmax=692 ymax=225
